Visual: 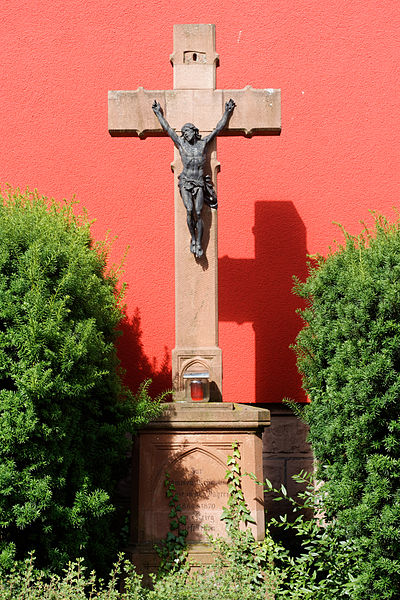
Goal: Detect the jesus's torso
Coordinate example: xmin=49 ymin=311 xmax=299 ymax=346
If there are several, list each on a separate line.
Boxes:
xmin=179 ymin=139 xmax=207 ymax=180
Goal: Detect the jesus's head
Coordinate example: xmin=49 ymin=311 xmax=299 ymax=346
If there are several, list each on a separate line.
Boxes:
xmin=181 ymin=123 xmax=201 ymax=142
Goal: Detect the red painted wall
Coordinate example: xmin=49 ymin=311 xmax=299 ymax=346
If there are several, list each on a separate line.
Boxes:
xmin=1 ymin=1 xmax=399 ymax=403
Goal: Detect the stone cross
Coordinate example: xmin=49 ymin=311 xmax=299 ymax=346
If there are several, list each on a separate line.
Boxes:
xmin=109 ymin=24 xmax=281 ymax=400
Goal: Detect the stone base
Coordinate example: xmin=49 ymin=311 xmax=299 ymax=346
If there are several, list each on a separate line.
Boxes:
xmin=130 ymin=402 xmax=270 ymax=576
xmin=128 ymin=542 xmax=216 ymax=585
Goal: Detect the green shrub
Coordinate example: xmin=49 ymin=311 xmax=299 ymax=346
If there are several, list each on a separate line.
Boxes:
xmin=0 ymin=187 xmax=161 ymax=575
xmin=0 ymin=554 xmax=124 ymax=600
xmin=264 ymin=472 xmax=359 ymax=599
xmin=0 ymin=447 xmax=358 ymax=599
xmin=293 ymin=214 xmax=400 ymax=599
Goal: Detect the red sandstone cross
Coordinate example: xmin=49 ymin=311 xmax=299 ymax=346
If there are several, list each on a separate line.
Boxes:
xmin=108 ymin=24 xmax=281 ymax=400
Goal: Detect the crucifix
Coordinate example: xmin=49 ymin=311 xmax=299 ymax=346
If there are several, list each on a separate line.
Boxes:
xmin=151 ymin=97 xmax=236 ymax=260
xmin=109 ymin=24 xmax=281 ymax=401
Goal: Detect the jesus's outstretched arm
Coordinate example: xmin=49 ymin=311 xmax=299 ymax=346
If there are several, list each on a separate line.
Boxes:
xmin=203 ymin=99 xmax=236 ymax=145
xmin=152 ymin=100 xmax=181 ymax=148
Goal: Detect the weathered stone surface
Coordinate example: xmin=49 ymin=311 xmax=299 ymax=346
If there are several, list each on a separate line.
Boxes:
xmin=170 ymin=24 xmax=218 ymax=90
xmin=108 ymin=88 xmax=166 ymax=137
xmin=262 ymin=412 xmax=311 ymax=455
xmin=263 ymin=457 xmax=286 ymax=488
xmin=129 ymin=402 xmax=270 ymax=573
xmin=136 ymin=432 xmax=235 ymax=542
xmin=262 ymin=405 xmax=313 ymax=520
xmin=222 ymin=87 xmax=281 ymax=136
xmin=165 ymin=90 xmax=223 ymax=131
xmin=108 ymin=87 xmax=281 ymax=138
xmin=151 ymin=401 xmax=271 ymax=429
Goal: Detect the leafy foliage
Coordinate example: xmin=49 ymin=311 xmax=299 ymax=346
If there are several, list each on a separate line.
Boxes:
xmin=154 ymin=473 xmax=188 ymax=574
xmin=293 ymin=213 xmax=400 ymax=598
xmin=0 ymin=550 xmax=275 ymax=600
xmin=0 ymin=553 xmax=125 ymax=600
xmin=263 ymin=471 xmax=359 ymax=599
xmin=216 ymin=441 xmax=273 ymax=591
xmin=0 ymin=187 xmax=162 ymax=575
xmin=221 ymin=441 xmax=256 ymax=529
xmin=220 ymin=444 xmax=358 ymax=599
xmin=0 ymin=447 xmax=362 ymax=599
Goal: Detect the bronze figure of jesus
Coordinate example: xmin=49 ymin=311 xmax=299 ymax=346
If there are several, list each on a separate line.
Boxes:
xmin=152 ymin=99 xmax=236 ymax=258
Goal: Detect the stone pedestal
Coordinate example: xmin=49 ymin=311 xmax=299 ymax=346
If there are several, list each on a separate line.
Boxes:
xmin=129 ymin=402 xmax=270 ymax=574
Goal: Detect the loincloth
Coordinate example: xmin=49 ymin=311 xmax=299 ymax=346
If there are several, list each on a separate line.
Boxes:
xmin=178 ymin=174 xmax=218 ymax=209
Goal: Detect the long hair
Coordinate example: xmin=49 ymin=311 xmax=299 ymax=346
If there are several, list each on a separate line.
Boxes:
xmin=181 ymin=123 xmax=201 ymax=140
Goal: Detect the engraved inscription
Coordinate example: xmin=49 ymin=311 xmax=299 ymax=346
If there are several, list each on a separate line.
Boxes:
xmin=171 ymin=467 xmax=228 ymax=536
xmin=153 ymin=449 xmax=230 ymax=542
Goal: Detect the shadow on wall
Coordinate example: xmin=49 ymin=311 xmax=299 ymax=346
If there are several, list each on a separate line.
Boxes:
xmin=219 ymin=201 xmax=308 ymax=403
xmin=118 ymin=201 xmax=308 ymax=404
xmin=117 ymin=309 xmax=172 ymax=399
xmin=131 ymin=436 xmax=225 ymax=548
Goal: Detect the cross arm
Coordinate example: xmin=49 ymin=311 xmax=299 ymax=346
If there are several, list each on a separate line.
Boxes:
xmin=108 ymin=87 xmax=168 ymax=138
xmin=221 ymin=86 xmax=281 ymax=137
xmin=203 ymin=99 xmax=235 ymax=145
xmin=108 ymin=86 xmax=281 ymax=138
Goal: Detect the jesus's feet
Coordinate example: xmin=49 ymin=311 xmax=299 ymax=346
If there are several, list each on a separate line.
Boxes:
xmin=195 ymin=242 xmax=203 ymax=258
xmin=190 ymin=239 xmax=196 ymax=254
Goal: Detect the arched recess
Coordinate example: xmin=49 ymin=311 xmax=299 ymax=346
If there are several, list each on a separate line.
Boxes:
xmin=152 ymin=446 xmax=230 ymax=510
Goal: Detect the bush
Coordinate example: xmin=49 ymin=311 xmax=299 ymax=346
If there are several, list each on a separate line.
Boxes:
xmin=0 ymin=187 xmax=161 ymax=575
xmin=264 ymin=472 xmax=359 ymax=600
xmin=0 ymin=554 xmax=124 ymax=600
xmin=0 ymin=448 xmax=359 ymax=600
xmin=0 ymin=443 xmax=360 ymax=599
xmin=293 ymin=214 xmax=400 ymax=599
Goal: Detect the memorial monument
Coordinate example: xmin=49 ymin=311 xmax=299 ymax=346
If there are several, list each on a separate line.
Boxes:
xmin=109 ymin=24 xmax=281 ymax=571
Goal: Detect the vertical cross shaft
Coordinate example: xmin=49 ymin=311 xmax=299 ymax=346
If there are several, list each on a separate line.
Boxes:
xmin=170 ymin=24 xmax=222 ymax=400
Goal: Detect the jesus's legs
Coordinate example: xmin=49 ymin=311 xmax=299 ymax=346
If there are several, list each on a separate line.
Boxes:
xmin=194 ymin=189 xmax=204 ymax=258
xmin=180 ymin=189 xmax=196 ymax=253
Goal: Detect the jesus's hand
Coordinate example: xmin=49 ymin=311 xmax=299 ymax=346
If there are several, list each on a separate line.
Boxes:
xmin=152 ymin=100 xmax=162 ymax=116
xmin=225 ymin=99 xmax=236 ymax=114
